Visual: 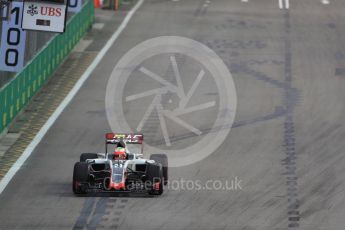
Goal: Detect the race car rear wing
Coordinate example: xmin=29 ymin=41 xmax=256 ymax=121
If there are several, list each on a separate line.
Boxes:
xmin=105 ymin=133 xmax=144 ymax=154
xmin=105 ymin=133 xmax=143 ymax=144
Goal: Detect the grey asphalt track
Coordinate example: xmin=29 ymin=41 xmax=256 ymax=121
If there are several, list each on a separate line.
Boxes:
xmin=1 ymin=0 xmax=345 ymax=229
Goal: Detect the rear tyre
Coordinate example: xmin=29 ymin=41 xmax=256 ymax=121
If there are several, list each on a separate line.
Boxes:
xmin=80 ymin=153 xmax=98 ymax=162
xmin=73 ymin=162 xmax=89 ymax=194
xmin=150 ymin=154 xmax=168 ymax=185
xmin=146 ymin=163 xmax=163 ymax=195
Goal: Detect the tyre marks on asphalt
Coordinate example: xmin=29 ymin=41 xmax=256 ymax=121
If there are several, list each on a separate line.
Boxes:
xmin=73 ymin=197 xmax=128 ymax=230
xmin=99 ymin=199 xmax=129 ymax=229
xmin=86 ymin=197 xmax=109 ymax=230
xmin=204 ymin=44 xmax=291 ymax=129
xmin=282 ymin=11 xmax=301 ymax=228
xmin=73 ymin=198 xmax=97 ymax=230
xmin=206 ymin=10 xmax=302 ymax=228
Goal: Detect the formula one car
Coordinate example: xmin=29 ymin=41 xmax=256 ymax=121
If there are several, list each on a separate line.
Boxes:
xmin=72 ymin=133 xmax=168 ymax=195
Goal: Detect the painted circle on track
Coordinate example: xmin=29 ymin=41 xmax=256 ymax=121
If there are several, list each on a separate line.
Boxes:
xmin=105 ymin=36 xmax=237 ymax=167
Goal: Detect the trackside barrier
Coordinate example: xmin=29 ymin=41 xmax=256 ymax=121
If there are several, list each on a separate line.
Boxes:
xmin=0 ymin=0 xmax=94 ymax=134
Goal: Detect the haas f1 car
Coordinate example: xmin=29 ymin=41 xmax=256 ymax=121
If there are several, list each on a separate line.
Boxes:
xmin=72 ymin=133 xmax=168 ymax=195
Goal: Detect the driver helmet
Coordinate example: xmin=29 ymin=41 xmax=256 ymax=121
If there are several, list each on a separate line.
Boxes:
xmin=113 ymin=141 xmax=127 ymax=160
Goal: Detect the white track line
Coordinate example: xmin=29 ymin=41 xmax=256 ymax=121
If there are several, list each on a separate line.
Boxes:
xmin=279 ymin=0 xmax=283 ymax=9
xmin=279 ymin=0 xmax=289 ymax=9
xmin=0 ymin=0 xmax=145 ymax=195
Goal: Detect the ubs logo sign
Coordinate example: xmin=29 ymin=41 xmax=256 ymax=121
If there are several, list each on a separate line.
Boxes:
xmin=27 ymin=4 xmax=38 ymax=16
xmin=22 ymin=1 xmax=67 ymax=32
xmin=26 ymin=4 xmax=62 ymax=17
xmin=40 ymin=6 xmax=62 ymax=16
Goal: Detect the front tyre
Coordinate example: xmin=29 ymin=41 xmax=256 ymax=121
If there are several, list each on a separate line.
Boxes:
xmin=73 ymin=162 xmax=89 ymax=195
xmin=150 ymin=154 xmax=168 ymax=185
xmin=146 ymin=163 xmax=164 ymax=196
